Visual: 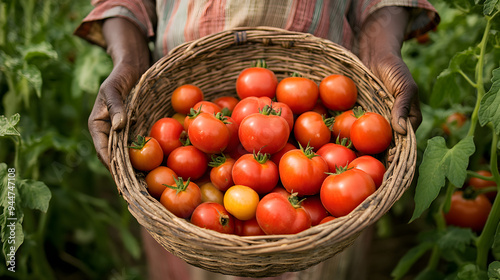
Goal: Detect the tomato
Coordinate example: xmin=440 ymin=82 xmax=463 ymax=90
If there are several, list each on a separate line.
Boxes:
xmin=145 ymin=166 xmax=177 ymax=199
xmin=256 ymin=192 xmax=311 ymax=235
xmin=149 ymin=118 xmax=185 ymax=157
xmin=171 ymin=84 xmax=204 ymax=115
xmin=231 ymin=96 xmax=272 ymax=126
xmin=276 ymin=76 xmax=319 ymax=114
xmin=212 ymin=96 xmax=239 ymax=113
xmin=332 ymin=110 xmax=356 ymax=141
xmin=171 ymin=113 xmax=186 ymax=126
xmin=294 ymin=111 xmax=334 ymax=150
xmin=128 ymin=135 xmax=163 ymax=172
xmin=188 ymin=112 xmax=230 ymax=154
xmin=350 ymin=108 xmax=392 ymax=155
xmin=232 ymin=152 xmax=279 ymax=194
xmin=209 ymin=154 xmax=235 ymax=192
xmin=444 ymin=190 xmax=492 ymax=232
xmin=223 ymin=185 xmax=260 ymax=221
xmin=160 ymin=177 xmax=202 ymax=219
xmin=279 ymin=145 xmax=329 ymax=196
xmin=223 ymin=116 xmax=240 ymax=153
xmin=227 ymin=143 xmax=251 ymax=161
xmin=301 ymin=195 xmax=330 ymax=226
xmin=191 ymin=202 xmax=235 ymax=234
xmin=348 ymin=155 xmax=386 ymax=188
xmin=270 ymin=142 xmax=297 ymax=166
xmin=442 ymin=112 xmax=467 ymax=135
xmin=236 ymin=63 xmax=278 ymax=99
xmin=234 ymin=217 xmax=265 ymax=236
xmin=166 ymin=145 xmax=208 ymax=180
xmin=238 ymin=107 xmax=290 ymax=154
xmin=468 ymin=170 xmax=497 ymax=201
xmin=312 ymin=100 xmax=330 ymax=117
xmin=199 ymin=182 xmax=224 ymax=205
xmin=271 ymin=101 xmax=294 ymax=131
xmin=319 ymin=74 xmax=357 ymax=111
xmin=191 ymin=101 xmax=222 ymax=115
xmin=319 ymin=216 xmax=336 ymax=224
xmin=320 ymin=168 xmax=376 ymax=217
xmin=316 ymin=143 xmax=356 ymax=173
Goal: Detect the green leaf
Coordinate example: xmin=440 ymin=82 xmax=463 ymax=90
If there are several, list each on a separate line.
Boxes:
xmin=437 ymin=226 xmax=475 ymax=252
xmin=391 ymin=241 xmax=435 ymax=280
xmin=0 ymin=113 xmax=21 ymax=137
xmin=117 ymin=226 xmax=141 ymax=260
xmin=17 ymin=64 xmax=42 ymax=98
xmin=483 ymin=0 xmax=499 ymax=15
xmin=430 ymin=69 xmax=461 ymax=107
xmin=411 ymin=136 xmax=476 ymax=222
xmin=18 ymin=42 xmax=58 ymax=62
xmin=479 ymin=67 xmax=500 ymax=134
xmin=457 ymin=263 xmax=488 ymax=280
xmin=449 ymin=48 xmax=475 ymax=73
xmin=17 ymin=179 xmax=51 ymax=213
xmin=489 ymin=261 xmax=500 ymax=279
xmin=72 ymin=47 xmax=112 ymax=98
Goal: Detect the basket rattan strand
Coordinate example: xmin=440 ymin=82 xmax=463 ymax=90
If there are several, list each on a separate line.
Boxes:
xmin=109 ymin=27 xmax=417 ymax=277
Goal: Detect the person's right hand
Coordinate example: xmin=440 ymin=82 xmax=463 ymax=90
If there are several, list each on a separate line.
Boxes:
xmin=89 ymin=17 xmax=151 ymax=169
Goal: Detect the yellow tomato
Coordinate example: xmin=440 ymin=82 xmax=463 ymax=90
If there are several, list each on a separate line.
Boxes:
xmin=223 ymin=185 xmax=259 ymax=221
xmin=199 ymin=182 xmax=224 ymax=205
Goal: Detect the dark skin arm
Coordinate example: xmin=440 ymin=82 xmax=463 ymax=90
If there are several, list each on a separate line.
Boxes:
xmin=358 ymin=6 xmax=421 ymax=135
xmin=88 ymin=17 xmax=151 ymax=169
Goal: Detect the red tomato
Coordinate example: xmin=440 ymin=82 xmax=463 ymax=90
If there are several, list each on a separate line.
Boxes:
xmin=348 ymin=155 xmax=386 ymax=188
xmin=231 ymin=96 xmax=272 ymax=126
xmin=319 ymin=74 xmax=357 ymax=111
xmin=332 ymin=110 xmax=356 ymax=141
xmin=444 ymin=190 xmax=492 ymax=232
xmin=171 ymin=84 xmax=204 ymax=115
xmin=212 ymin=96 xmax=239 ymax=113
xmin=227 ymin=143 xmax=251 ymax=161
xmin=442 ymin=112 xmax=467 ymax=135
xmin=160 ymin=177 xmax=202 ymax=219
xmin=312 ymin=100 xmax=330 ymax=116
xmin=166 ymin=145 xmax=208 ymax=180
xmin=271 ymin=101 xmax=294 ymax=131
xmin=301 ymin=195 xmax=330 ymax=226
xmin=236 ymin=65 xmax=278 ymax=99
xmin=350 ymin=109 xmax=392 ymax=155
xmin=234 ymin=217 xmax=266 ymax=236
xmin=145 ymin=166 xmax=177 ymax=199
xmin=320 ymin=168 xmax=376 ymax=217
xmin=256 ymin=192 xmax=311 ymax=235
xmin=316 ymin=143 xmax=357 ymax=173
xmin=232 ymin=152 xmax=279 ymax=194
xmin=270 ymin=142 xmax=297 ymax=166
xmin=188 ymin=112 xmax=230 ymax=154
xmin=238 ymin=108 xmax=290 ymax=154
xmin=191 ymin=101 xmax=222 ymax=115
xmin=190 ymin=202 xmax=235 ymax=234
xmin=279 ymin=145 xmax=329 ymax=196
xmin=223 ymin=116 xmax=240 ymax=153
xmin=128 ymin=135 xmax=163 ymax=172
xmin=294 ymin=111 xmax=334 ymax=150
xmin=468 ymin=170 xmax=497 ymax=201
xmin=319 ymin=216 xmax=336 ymax=224
xmin=149 ymin=118 xmax=185 ymax=157
xmin=276 ymin=76 xmax=319 ymax=114
xmin=209 ymin=155 xmax=235 ymax=192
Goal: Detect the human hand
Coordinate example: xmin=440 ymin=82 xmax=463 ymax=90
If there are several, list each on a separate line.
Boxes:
xmin=89 ymin=18 xmax=150 ymax=169
xmin=358 ymin=6 xmax=421 ymax=135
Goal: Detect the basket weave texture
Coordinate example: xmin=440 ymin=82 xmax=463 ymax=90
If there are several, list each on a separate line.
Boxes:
xmin=109 ymin=27 xmax=417 ymax=277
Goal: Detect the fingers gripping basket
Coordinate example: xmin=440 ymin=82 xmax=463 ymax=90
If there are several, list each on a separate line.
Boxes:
xmin=109 ymin=27 xmax=417 ymax=277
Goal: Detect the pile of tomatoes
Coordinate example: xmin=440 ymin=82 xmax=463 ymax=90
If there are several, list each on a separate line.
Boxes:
xmin=128 ymin=63 xmax=393 ymax=236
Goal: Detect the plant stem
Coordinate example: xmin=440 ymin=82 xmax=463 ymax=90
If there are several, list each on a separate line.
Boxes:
xmin=476 ymin=132 xmax=500 ymax=269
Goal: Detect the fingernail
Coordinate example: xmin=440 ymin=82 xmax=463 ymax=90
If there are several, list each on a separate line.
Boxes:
xmin=111 ymin=114 xmax=122 ymax=130
xmin=398 ymin=117 xmax=407 ymax=133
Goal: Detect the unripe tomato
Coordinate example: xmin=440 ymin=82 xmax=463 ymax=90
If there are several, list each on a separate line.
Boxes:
xmin=223 ymin=185 xmax=260 ymax=221
xmin=199 ymin=182 xmax=224 ymax=205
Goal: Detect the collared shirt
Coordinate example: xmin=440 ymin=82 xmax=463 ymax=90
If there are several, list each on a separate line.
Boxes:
xmin=75 ymin=0 xmax=439 ymax=61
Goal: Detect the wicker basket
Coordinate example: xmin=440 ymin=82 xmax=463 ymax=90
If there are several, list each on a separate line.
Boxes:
xmin=109 ymin=26 xmax=417 ymax=277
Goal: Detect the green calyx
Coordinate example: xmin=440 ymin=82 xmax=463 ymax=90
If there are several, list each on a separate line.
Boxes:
xmin=288 ymin=192 xmax=306 ymax=209
xmin=352 ymin=106 xmax=366 ymax=118
xmin=259 ymin=104 xmax=282 ymax=116
xmin=252 ymin=59 xmax=268 ymax=68
xmin=164 ymin=176 xmax=191 ymax=194
xmin=335 ymin=135 xmax=353 ymax=149
xmin=253 ymin=150 xmax=270 ymax=164
xmin=128 ymin=135 xmax=150 ymax=150
xmin=208 ymin=153 xmax=228 ymax=168
xmin=298 ymin=142 xmax=318 ymax=159
xmin=323 ymin=115 xmax=335 ymax=130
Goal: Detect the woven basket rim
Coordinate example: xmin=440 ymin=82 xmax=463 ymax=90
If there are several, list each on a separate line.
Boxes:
xmin=108 ymin=26 xmax=417 ymax=277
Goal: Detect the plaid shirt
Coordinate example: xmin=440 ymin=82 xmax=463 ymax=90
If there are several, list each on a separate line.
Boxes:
xmin=75 ymin=0 xmax=439 ymax=61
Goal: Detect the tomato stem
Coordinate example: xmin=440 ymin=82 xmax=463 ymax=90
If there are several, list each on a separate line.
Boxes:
xmin=128 ymin=135 xmax=149 ymax=149
xmin=164 ymin=176 xmax=191 ymax=194
xmin=298 ymin=142 xmax=318 ymax=159
xmin=208 ymin=153 xmax=227 ymax=167
xmin=352 ymin=106 xmax=365 ymax=118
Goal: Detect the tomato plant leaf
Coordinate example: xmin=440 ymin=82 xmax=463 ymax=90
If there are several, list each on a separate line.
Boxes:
xmin=457 ymin=263 xmax=488 ymax=280
xmin=17 ymin=179 xmax=51 ymax=213
xmin=18 ymin=65 xmax=42 ymax=98
xmin=391 ymin=241 xmax=435 ymax=280
xmin=0 ymin=113 xmax=21 ymax=137
xmin=411 ymin=136 xmax=476 ymax=222
xmin=18 ymin=42 xmax=58 ymax=62
xmin=430 ymin=69 xmax=461 ymax=107
xmin=489 ymin=261 xmax=500 ymax=279
xmin=437 ymin=226 xmax=474 ymax=253
xmin=479 ymin=67 xmax=500 ymax=134
xmin=483 ymin=0 xmax=499 ymax=15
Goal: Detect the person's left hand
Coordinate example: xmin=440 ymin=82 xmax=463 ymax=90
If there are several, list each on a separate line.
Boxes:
xmin=358 ymin=6 xmax=421 ymax=135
